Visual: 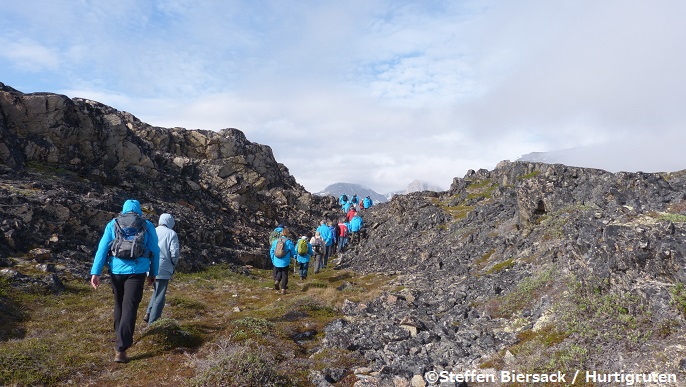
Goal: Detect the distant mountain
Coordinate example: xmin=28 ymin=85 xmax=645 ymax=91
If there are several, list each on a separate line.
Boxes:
xmin=315 ymin=182 xmax=388 ymax=204
xmin=383 ymin=180 xmax=445 ymax=200
xmin=403 ymin=179 xmax=444 ymax=194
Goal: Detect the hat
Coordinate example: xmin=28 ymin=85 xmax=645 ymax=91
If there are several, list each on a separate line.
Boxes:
xmin=300 ymin=236 xmax=307 ymax=240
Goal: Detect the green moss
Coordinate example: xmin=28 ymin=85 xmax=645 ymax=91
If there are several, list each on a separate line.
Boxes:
xmin=671 ymin=282 xmax=686 ymax=317
xmin=659 ymin=212 xmax=686 ymax=223
xmin=518 ymin=170 xmax=541 ymax=180
xmin=484 ymin=268 xmax=556 ymax=318
xmin=486 ymin=258 xmax=514 ymax=274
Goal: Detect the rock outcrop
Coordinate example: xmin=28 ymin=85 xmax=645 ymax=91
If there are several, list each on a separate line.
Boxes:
xmin=0 ymin=82 xmax=338 ymax=284
xmin=324 ymin=161 xmax=686 ymax=385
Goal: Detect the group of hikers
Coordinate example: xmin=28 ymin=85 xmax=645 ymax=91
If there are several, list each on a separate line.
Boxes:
xmin=88 ymin=193 xmax=370 ymax=363
xmin=268 ymin=192 xmax=371 ymax=294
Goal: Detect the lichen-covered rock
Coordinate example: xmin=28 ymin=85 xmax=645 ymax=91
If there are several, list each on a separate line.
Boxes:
xmin=330 ymin=161 xmax=686 ymax=380
xmin=0 ymin=82 xmax=338 ymax=278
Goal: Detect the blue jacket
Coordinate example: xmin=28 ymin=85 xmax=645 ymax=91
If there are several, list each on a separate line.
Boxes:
xmin=350 ymin=215 xmax=363 ymax=232
xmin=156 ymin=213 xmax=180 ymax=280
xmin=316 ymin=223 xmax=333 ymax=246
xmin=363 ymin=197 xmax=373 ymax=208
xmin=91 ymin=200 xmax=160 ymax=277
xmin=342 ymin=202 xmax=351 ymax=213
xmin=339 ymin=194 xmax=349 ymax=206
xmin=270 ymin=237 xmax=295 ymax=268
xmin=295 ymin=239 xmax=313 ymax=263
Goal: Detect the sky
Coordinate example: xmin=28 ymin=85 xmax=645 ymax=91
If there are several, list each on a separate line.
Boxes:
xmin=1 ymin=1 xmax=685 ymax=194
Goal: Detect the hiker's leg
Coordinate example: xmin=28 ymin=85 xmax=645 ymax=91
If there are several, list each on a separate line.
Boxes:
xmin=110 ymin=274 xmax=126 ymax=350
xmin=117 ymin=273 xmax=146 ymax=352
xmin=148 ymin=279 xmax=169 ymax=324
xmin=279 ymin=267 xmax=289 ymax=290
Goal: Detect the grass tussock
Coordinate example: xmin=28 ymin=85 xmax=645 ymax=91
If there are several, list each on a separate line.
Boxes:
xmin=0 ymin=262 xmax=394 ymax=386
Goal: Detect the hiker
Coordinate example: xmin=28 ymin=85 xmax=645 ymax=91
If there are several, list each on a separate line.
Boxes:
xmin=346 ymin=206 xmax=357 ymax=222
xmin=363 ymin=196 xmax=373 ymax=209
xmin=351 ymin=194 xmax=359 ymax=210
xmin=337 ymin=220 xmax=349 ymax=252
xmin=349 ymin=212 xmax=364 ymax=244
xmin=90 ymin=199 xmax=160 ymax=364
xmin=339 ymin=193 xmax=349 ymax=207
xmin=327 ymin=221 xmax=336 ymax=266
xmin=342 ymin=200 xmax=352 ymax=214
xmin=144 ymin=213 xmax=180 ymax=325
xmin=270 ymin=227 xmax=295 ymax=294
xmin=316 ymin=220 xmax=333 ymax=268
xmin=295 ymin=236 xmax=313 ymax=280
xmin=310 ymin=231 xmax=325 ymax=274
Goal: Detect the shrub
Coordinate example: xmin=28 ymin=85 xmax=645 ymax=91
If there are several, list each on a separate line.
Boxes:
xmin=186 ymin=340 xmax=293 ymax=387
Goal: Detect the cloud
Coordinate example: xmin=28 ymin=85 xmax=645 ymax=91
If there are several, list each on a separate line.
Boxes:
xmin=0 ymin=37 xmax=60 ymax=72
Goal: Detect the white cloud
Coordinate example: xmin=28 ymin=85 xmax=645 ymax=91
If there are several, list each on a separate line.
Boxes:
xmin=0 ymin=38 xmax=60 ymax=72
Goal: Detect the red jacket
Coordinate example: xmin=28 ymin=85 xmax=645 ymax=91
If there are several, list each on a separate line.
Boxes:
xmin=346 ymin=209 xmax=356 ymax=221
xmin=338 ymin=223 xmax=348 ymax=237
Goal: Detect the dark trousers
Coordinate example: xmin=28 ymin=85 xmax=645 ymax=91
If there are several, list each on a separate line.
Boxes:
xmin=110 ymin=273 xmax=146 ymax=352
xmin=324 ymin=244 xmax=333 ymax=267
xmin=299 ymin=262 xmax=309 ymax=279
xmin=273 ymin=266 xmax=289 ymax=290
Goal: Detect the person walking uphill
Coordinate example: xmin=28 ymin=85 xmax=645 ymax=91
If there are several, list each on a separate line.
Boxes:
xmin=144 ymin=213 xmax=180 ymax=325
xmin=295 ymin=236 xmax=313 ymax=280
xmin=270 ymin=228 xmax=295 ymax=294
xmin=90 ymin=199 xmax=160 ymax=364
xmin=316 ymin=220 xmax=334 ymax=268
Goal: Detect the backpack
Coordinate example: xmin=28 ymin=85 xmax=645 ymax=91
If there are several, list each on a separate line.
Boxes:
xmin=274 ymin=236 xmax=288 ymax=258
xmin=269 ymin=229 xmax=282 ymax=245
xmin=297 ymin=239 xmax=308 ymax=255
xmin=110 ymin=212 xmax=148 ymax=259
xmin=313 ymin=243 xmax=323 ymax=255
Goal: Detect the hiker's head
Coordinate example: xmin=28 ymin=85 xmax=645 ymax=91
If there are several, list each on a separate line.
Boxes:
xmin=159 ymin=213 xmax=175 ymax=229
xmin=122 ymin=199 xmax=143 ymax=216
xmin=281 ymin=227 xmax=289 ymax=236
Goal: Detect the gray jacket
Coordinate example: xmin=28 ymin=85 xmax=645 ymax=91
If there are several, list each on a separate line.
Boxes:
xmin=156 ymin=213 xmax=180 ymax=280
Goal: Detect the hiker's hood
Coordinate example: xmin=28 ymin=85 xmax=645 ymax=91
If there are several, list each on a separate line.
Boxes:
xmin=158 ymin=213 xmax=175 ymax=229
xmin=121 ymin=200 xmax=143 ymax=216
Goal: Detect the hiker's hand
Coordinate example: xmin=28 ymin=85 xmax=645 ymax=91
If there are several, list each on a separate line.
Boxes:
xmin=147 ymin=276 xmax=156 ymax=286
xmin=90 ymin=275 xmax=100 ymax=290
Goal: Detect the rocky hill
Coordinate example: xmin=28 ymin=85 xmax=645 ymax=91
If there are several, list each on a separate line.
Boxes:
xmin=4 ymin=81 xmax=686 ymax=385
xmin=324 ymin=161 xmax=686 ymax=385
xmin=0 ymin=82 xmax=339 ymax=286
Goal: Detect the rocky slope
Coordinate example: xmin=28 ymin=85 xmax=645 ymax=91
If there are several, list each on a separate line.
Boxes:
xmin=0 ymin=82 xmax=338 ymax=288
xmin=4 ymin=81 xmax=686 ymax=386
xmin=322 ymin=161 xmax=686 ymax=385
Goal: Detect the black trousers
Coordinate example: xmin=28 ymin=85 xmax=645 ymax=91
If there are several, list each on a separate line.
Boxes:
xmin=273 ymin=266 xmax=289 ymax=290
xmin=110 ymin=273 xmax=146 ymax=352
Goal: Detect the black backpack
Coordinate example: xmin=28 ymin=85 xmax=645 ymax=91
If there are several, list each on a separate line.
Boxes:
xmin=110 ymin=213 xmax=149 ymax=259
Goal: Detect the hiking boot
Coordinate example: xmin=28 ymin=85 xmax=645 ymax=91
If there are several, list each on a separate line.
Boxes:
xmin=143 ymin=313 xmax=149 ymax=323
xmin=114 ymin=351 xmax=128 ymax=363
xmin=274 ymin=280 xmax=280 ymax=290
xmin=280 ymin=289 xmax=286 ymax=294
